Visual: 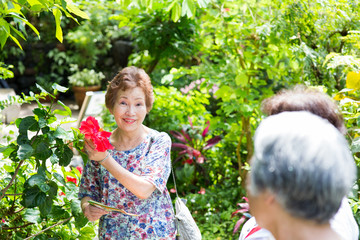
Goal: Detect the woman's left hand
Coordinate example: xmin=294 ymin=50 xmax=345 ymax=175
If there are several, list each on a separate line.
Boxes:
xmin=84 ymin=139 xmax=108 ymax=162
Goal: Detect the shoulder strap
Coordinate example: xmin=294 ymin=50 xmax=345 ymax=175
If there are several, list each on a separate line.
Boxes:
xmin=171 ymin=163 xmax=179 ymax=199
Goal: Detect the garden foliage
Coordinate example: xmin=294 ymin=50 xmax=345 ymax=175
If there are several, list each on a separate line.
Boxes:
xmin=1 ymin=0 xmax=360 ymax=239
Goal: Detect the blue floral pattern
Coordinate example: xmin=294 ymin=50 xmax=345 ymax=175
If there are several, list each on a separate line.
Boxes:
xmin=79 ymin=130 xmax=176 ymax=239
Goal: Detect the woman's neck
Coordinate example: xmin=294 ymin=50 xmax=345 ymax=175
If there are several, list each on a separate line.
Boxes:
xmin=111 ymin=125 xmax=149 ymax=151
xmin=272 ymin=215 xmax=341 ymax=240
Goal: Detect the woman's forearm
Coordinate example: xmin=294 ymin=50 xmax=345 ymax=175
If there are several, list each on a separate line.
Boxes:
xmin=100 ymin=156 xmax=156 ymax=199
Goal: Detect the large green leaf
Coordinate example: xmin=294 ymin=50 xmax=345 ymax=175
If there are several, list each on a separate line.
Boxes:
xmin=70 ymin=199 xmax=82 ymax=217
xmin=39 ymin=196 xmax=53 ymax=215
xmin=48 ymin=205 xmax=70 ymax=220
xmin=34 ymin=141 xmax=52 ymax=160
xmin=23 ymin=208 xmax=42 ymax=223
xmin=57 ymin=145 xmax=73 ymax=166
xmin=22 ymin=186 xmax=45 ymax=208
xmin=54 ymin=127 xmax=72 ymax=140
xmin=75 ymin=214 xmax=88 ymax=229
xmin=19 ymin=116 xmax=39 ymax=133
xmin=17 ymin=144 xmax=34 ymax=160
xmin=47 ymin=180 xmax=58 ymax=198
xmin=78 ymin=226 xmax=96 ymax=239
xmin=28 ymin=174 xmax=46 ymax=187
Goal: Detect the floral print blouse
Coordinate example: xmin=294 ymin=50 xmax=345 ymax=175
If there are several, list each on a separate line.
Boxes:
xmin=78 ymin=130 xmax=176 ymax=239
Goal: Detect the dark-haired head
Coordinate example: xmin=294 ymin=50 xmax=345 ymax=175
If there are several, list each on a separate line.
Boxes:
xmin=261 ymin=85 xmax=346 ymax=134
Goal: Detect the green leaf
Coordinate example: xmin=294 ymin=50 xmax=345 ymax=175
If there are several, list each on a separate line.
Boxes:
xmin=78 ymin=226 xmax=96 ymax=239
xmin=8 ymin=33 xmax=23 ymax=50
xmin=23 ymin=208 xmax=42 ymax=223
xmin=53 ymin=172 xmax=68 ymax=188
xmin=7 ymin=12 xmax=40 ymax=36
xmin=27 ymin=0 xmax=42 ymax=7
xmin=70 ymin=199 xmax=82 ymax=217
xmin=33 ymin=108 xmax=47 ymax=118
xmin=28 ymin=174 xmax=46 ymax=187
xmin=47 ymin=180 xmax=58 ymax=198
xmin=66 ymin=2 xmax=89 ymax=20
xmin=75 ymin=214 xmax=88 ymax=229
xmin=1 ymin=144 xmax=17 ymax=158
xmin=52 ymin=83 xmax=68 ymax=93
xmin=22 ymin=186 xmax=44 ymax=208
xmin=38 ymin=117 xmax=47 ymax=128
xmin=38 ymin=182 xmax=50 ymax=193
xmin=39 ymin=196 xmax=53 ymax=215
xmin=0 ymin=19 xmax=10 ymax=49
xmin=197 ymin=0 xmax=209 ymax=8
xmin=57 ymin=145 xmax=73 ymax=166
xmin=171 ymin=3 xmax=181 ymax=22
xmin=50 ymin=154 xmax=60 ymax=165
xmin=19 ymin=116 xmax=38 ymax=133
xmin=48 ymin=205 xmax=69 ymax=220
xmin=17 ymin=133 xmax=30 ymax=145
xmin=54 ymin=127 xmax=72 ymax=140
xmin=3 ymin=164 xmax=15 ymax=172
xmin=181 ymin=0 xmax=196 ymax=18
xmin=235 ymin=71 xmax=248 ymax=86
xmin=9 ymin=24 xmax=26 ymax=40
xmin=18 ymin=144 xmax=34 ymax=160
xmin=53 ymin=8 xmax=63 ymax=43
xmin=35 ymin=141 xmax=52 ymax=160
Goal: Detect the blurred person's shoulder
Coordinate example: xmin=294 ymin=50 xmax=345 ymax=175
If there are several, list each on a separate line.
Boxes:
xmin=239 ymin=217 xmax=275 ymax=240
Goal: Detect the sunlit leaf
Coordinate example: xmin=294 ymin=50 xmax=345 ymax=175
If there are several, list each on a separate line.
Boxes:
xmin=346 ymin=71 xmax=360 ymax=90
xmin=66 ymin=2 xmax=90 ymax=19
xmin=53 ymin=8 xmax=63 ymax=43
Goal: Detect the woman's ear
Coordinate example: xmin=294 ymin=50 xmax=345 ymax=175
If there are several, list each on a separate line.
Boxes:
xmin=264 ymin=191 xmax=276 ymax=206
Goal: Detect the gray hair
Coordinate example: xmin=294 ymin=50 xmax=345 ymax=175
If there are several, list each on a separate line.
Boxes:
xmin=249 ymin=111 xmax=356 ymax=223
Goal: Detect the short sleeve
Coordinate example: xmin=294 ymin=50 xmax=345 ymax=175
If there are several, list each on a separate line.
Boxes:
xmin=78 ymin=159 xmax=102 ymax=201
xmin=141 ymin=132 xmax=172 ymax=193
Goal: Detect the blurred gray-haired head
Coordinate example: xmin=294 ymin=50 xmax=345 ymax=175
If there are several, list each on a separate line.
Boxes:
xmin=248 ymin=111 xmax=356 ymax=223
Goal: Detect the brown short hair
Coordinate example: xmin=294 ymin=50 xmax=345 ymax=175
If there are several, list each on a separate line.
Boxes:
xmin=261 ymin=85 xmax=346 ymax=134
xmin=105 ymin=66 xmax=154 ymax=113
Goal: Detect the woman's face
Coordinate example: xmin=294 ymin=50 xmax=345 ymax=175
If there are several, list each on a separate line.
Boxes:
xmin=111 ymin=87 xmax=147 ymax=133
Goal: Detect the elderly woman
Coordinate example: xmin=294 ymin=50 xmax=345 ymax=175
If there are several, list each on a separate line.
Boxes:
xmin=240 ymin=86 xmax=358 ymax=240
xmin=78 ymin=66 xmax=176 ymax=239
xmin=246 ymin=111 xmax=356 ymax=240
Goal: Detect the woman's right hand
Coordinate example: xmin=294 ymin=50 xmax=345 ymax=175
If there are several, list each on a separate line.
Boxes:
xmin=81 ymin=198 xmax=108 ymax=222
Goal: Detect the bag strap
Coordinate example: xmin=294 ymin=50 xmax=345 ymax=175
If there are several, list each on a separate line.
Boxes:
xmin=171 ymin=162 xmax=179 ymax=199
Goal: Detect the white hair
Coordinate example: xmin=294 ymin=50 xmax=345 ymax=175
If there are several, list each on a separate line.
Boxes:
xmin=249 ymin=111 xmax=356 ymax=223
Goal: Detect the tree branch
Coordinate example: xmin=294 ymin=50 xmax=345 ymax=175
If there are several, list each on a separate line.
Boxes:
xmin=23 ymin=216 xmax=73 ymax=240
xmin=0 ymin=160 xmax=24 ymax=200
xmin=2 ymin=222 xmax=33 ymax=230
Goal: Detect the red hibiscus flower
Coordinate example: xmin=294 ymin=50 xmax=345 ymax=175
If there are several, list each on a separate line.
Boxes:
xmin=66 ymin=176 xmax=77 ymax=184
xmin=79 ymin=116 xmax=114 ymax=152
xmin=76 ymin=166 xmax=83 ymax=174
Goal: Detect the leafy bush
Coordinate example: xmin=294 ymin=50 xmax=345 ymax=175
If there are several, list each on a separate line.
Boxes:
xmin=68 ymin=67 xmax=105 ymax=87
xmin=0 ymin=84 xmax=95 ymax=239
